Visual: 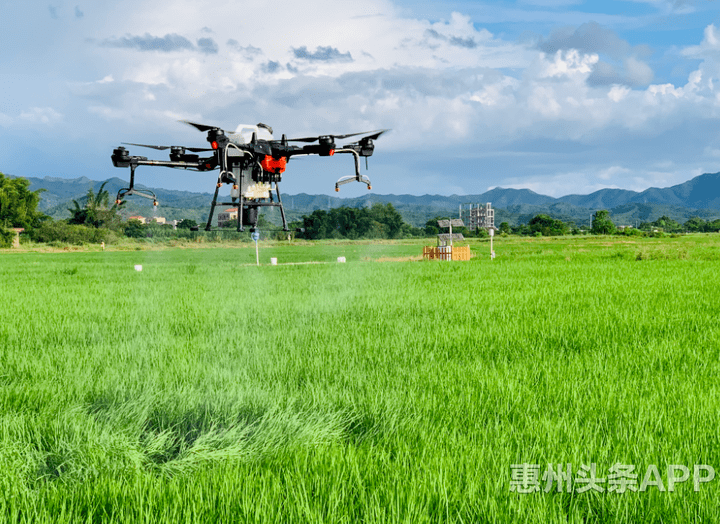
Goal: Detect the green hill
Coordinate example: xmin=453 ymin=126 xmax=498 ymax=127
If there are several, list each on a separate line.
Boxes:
xmin=11 ymin=173 xmax=720 ymax=228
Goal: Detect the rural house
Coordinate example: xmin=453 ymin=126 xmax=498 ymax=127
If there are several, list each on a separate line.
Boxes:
xmin=217 ymin=208 xmax=238 ymax=228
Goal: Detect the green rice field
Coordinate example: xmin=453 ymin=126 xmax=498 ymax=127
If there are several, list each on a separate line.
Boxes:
xmin=2 ymin=235 xmax=720 ymax=522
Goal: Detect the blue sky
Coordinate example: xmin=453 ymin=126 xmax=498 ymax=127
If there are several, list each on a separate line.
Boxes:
xmin=1 ymin=0 xmax=720 ymax=198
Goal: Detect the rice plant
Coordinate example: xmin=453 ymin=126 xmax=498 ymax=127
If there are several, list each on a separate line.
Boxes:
xmin=1 ymin=235 xmax=720 ymax=522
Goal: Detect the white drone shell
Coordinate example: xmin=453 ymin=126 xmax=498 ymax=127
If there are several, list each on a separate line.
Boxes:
xmin=229 ymin=124 xmax=274 ymax=144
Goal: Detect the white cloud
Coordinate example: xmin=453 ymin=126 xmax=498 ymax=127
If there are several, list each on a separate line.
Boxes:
xmin=540 ymin=49 xmax=598 ymax=78
xmin=19 ymin=107 xmax=63 ymax=125
xmin=88 ymin=2 xmax=533 ymax=90
xmin=88 ymin=106 xmax=130 ymax=121
xmin=498 ymin=164 xmax=705 ymax=198
xmin=598 ymin=166 xmax=631 ymax=180
xmin=608 ymin=85 xmax=630 ymax=102
xmin=4 ymin=1 xmax=720 ymax=196
xmin=68 ymin=10 xmax=720 ymax=170
xmin=625 ymin=57 xmax=654 ymax=86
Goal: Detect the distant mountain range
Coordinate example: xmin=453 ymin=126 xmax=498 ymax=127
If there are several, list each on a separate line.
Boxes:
xmin=11 ymin=172 xmax=720 ymax=227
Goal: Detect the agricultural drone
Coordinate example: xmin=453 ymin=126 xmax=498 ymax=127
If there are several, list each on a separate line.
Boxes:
xmin=111 ymin=120 xmax=388 ymax=232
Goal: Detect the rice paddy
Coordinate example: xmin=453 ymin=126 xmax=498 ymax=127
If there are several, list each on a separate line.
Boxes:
xmin=2 ymin=235 xmax=720 ymax=522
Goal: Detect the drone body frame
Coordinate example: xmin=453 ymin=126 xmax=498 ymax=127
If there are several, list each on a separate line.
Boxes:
xmin=111 ymin=121 xmax=387 ymax=232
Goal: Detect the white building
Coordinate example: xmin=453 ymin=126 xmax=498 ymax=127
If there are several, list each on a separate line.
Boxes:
xmin=217 ymin=208 xmax=238 ymax=228
xmin=460 ymin=203 xmax=495 ymax=231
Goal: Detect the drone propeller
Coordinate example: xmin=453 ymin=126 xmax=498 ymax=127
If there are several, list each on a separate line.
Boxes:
xmin=357 ymin=129 xmax=389 ymax=142
xmin=122 ymin=142 xmax=213 ymax=152
xmin=287 ymin=129 xmax=388 ymax=143
xmin=180 ymin=120 xmax=225 ymax=133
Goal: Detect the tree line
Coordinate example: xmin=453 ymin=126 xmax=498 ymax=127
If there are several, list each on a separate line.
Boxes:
xmin=4 ymin=171 xmax=720 ymax=247
xmin=292 ymin=204 xmax=422 ymax=239
xmin=495 ymin=210 xmax=720 ymax=237
xmin=0 ymin=173 xmax=48 ymax=246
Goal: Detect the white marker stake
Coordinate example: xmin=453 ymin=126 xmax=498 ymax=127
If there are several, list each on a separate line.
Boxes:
xmin=251 ymin=231 xmax=260 ymax=266
xmin=489 ymin=228 xmax=494 ymax=260
xmin=134 ymin=265 xmax=142 ymax=272
xmin=270 ymin=258 xmax=277 ymax=266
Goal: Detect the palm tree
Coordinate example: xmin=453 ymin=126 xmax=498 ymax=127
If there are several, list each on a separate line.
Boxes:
xmin=68 ymin=181 xmax=119 ymax=228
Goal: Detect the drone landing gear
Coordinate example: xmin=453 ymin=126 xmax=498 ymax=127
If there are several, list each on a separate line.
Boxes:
xmin=335 ymin=174 xmax=372 ymax=192
xmin=275 ymin=184 xmax=288 ymax=232
xmin=204 ymin=183 xmax=289 ymax=232
xmin=334 ymin=149 xmax=371 ymax=192
xmin=115 ymin=165 xmax=157 ymax=205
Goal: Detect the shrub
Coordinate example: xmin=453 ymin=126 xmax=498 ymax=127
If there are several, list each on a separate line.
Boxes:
xmin=0 ymin=226 xmax=14 ymax=248
xmin=619 ymin=227 xmax=645 ymax=237
xmin=29 ymin=221 xmax=118 ymax=245
xmin=124 ymin=219 xmax=145 ymax=238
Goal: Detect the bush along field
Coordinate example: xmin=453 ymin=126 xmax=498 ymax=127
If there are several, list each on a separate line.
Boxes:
xmin=1 ymin=234 xmax=720 ymax=522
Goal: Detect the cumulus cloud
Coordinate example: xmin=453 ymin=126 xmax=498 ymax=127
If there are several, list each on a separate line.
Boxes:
xmin=419 ymin=13 xmax=498 ymax=53
xmin=7 ymin=0 xmax=720 ymax=195
xmin=262 ymin=61 xmax=282 ymax=73
xmin=536 ymin=22 xmax=655 ymax=87
xmin=537 ymin=22 xmax=630 ymax=59
xmin=587 ymin=57 xmax=654 ymax=87
xmin=227 ymin=40 xmax=263 ymax=60
xmin=425 ymin=29 xmax=478 ymax=49
xmin=98 ymin=32 xmax=220 ymax=55
xmin=81 ymin=5 xmax=713 ymax=153
xmin=292 ymin=46 xmax=353 ymax=62
xmin=196 ymin=37 xmax=218 ymax=54
xmin=227 ymin=40 xmax=260 ymax=52
xmin=450 ymin=36 xmax=478 ymax=49
xmin=625 ymin=57 xmax=654 ymax=86
xmin=100 ymin=33 xmax=195 ymax=52
xmin=19 ymin=107 xmax=63 ymax=125
xmin=682 ymin=24 xmax=720 ymax=58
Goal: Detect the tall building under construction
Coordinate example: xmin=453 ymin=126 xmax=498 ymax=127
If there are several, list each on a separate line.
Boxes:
xmin=460 ymin=203 xmax=495 ymax=231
